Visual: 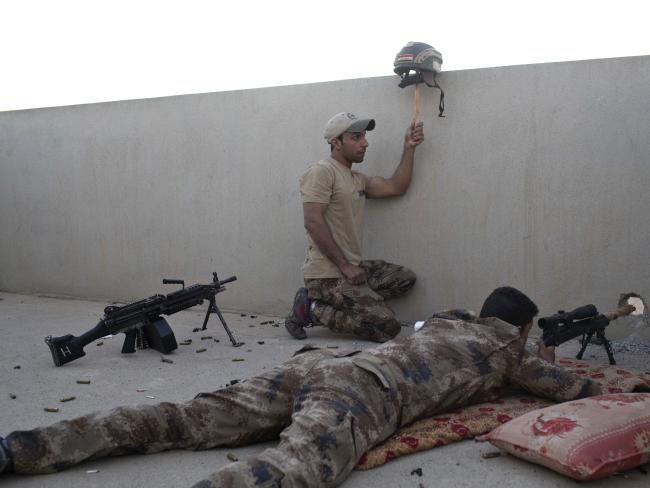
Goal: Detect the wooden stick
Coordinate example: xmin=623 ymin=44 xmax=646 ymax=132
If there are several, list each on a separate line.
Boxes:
xmin=414 ymin=83 xmax=421 ymax=124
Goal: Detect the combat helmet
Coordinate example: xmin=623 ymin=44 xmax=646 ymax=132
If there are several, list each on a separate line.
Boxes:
xmin=394 ymin=42 xmax=445 ymax=117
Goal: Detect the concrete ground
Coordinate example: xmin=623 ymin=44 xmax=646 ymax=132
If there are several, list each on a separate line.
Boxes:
xmin=1 ymin=291 xmax=649 ymax=488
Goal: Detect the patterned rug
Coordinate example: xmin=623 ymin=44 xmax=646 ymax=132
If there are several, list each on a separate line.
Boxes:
xmin=356 ymin=358 xmax=650 ymax=470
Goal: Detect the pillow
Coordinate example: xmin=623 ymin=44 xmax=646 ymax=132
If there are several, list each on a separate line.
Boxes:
xmin=478 ymin=393 xmax=650 ymax=480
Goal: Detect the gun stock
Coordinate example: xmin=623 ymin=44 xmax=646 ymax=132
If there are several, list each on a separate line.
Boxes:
xmin=45 ymin=320 xmax=110 ymax=366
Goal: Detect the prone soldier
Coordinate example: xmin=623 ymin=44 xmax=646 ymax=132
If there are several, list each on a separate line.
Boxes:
xmin=1 ymin=287 xmax=605 ymax=487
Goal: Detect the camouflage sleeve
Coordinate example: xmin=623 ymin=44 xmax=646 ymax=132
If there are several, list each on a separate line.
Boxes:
xmin=507 ymin=351 xmax=602 ymax=402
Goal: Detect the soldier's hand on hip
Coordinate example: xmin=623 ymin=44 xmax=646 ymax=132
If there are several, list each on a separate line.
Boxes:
xmin=404 ymin=121 xmax=424 ymax=149
xmin=341 ymin=263 xmax=367 ymax=285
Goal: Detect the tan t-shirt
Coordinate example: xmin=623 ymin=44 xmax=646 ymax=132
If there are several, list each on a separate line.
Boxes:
xmin=300 ymin=158 xmax=370 ymax=278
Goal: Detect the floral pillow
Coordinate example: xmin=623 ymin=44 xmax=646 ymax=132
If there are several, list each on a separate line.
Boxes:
xmin=478 ymin=393 xmax=650 ymax=480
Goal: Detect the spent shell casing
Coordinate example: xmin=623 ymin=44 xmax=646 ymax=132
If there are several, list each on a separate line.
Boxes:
xmin=86 ymin=469 xmax=99 ymax=474
xmin=145 ymin=395 xmax=156 ymax=399
xmin=232 ymin=358 xmax=245 ymax=362
xmin=180 ymin=340 xmax=192 ymax=345
xmin=226 ymin=453 xmax=239 ymax=462
xmin=161 ymin=357 xmax=174 ymax=364
xmin=60 ymin=396 xmax=76 ymax=402
xmin=481 ymin=451 xmax=501 ymax=459
xmin=76 ymin=379 xmax=91 ymax=384
xmin=44 ymin=407 xmax=60 ymax=413
xmin=96 ymin=341 xmax=104 ymax=347
xmin=9 ymin=393 xmax=17 ymax=399
xmin=196 ymin=348 xmax=207 ymax=353
xmin=201 ymin=336 xmax=213 ymax=340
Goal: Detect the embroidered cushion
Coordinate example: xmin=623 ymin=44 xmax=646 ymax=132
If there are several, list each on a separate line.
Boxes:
xmin=478 ymin=393 xmax=650 ymax=480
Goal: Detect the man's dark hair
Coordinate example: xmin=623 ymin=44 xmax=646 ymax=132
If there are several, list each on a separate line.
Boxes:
xmin=479 ymin=286 xmax=539 ymax=328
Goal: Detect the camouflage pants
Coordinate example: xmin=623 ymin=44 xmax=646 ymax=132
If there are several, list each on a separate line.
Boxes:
xmin=306 ymin=259 xmax=416 ymax=342
xmin=5 ymin=348 xmax=398 ymax=487
xmin=197 ymin=357 xmax=398 ymax=488
xmin=5 ymin=348 xmax=335 ymax=475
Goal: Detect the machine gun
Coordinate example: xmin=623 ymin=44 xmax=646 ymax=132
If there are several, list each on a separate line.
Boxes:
xmin=45 ymin=272 xmax=243 ymax=367
xmin=538 ymin=303 xmax=635 ymax=365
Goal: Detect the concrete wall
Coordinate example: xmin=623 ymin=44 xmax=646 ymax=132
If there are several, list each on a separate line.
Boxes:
xmin=1 ymin=55 xmax=649 ymax=337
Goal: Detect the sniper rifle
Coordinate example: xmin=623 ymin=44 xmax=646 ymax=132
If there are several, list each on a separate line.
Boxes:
xmin=538 ymin=303 xmax=635 ymax=365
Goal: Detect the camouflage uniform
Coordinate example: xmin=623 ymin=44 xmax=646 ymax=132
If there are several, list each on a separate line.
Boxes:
xmin=4 ymin=345 xmax=343 ymax=475
xmin=306 ymin=259 xmax=416 ymax=342
xmin=5 ymin=318 xmax=600 ymax=487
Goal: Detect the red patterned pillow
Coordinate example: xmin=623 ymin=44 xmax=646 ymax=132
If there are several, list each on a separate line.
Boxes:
xmin=478 ymin=393 xmax=650 ymax=480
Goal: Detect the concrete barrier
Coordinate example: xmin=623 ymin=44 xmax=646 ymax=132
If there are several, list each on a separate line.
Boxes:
xmin=1 ymin=55 xmax=649 ymax=338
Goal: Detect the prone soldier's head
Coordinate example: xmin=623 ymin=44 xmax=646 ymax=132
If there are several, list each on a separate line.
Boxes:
xmin=479 ymin=286 xmax=539 ymax=339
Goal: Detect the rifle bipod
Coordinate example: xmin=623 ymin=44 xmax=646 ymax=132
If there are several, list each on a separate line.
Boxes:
xmin=202 ymin=297 xmax=244 ymax=347
xmin=576 ymin=330 xmax=616 ymax=365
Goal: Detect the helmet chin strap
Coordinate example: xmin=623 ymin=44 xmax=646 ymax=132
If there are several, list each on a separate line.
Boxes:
xmin=429 ymin=76 xmax=445 ymax=118
xmin=399 ymin=71 xmax=445 ymax=117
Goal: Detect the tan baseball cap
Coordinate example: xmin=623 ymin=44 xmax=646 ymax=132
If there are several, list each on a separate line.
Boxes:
xmin=323 ymin=112 xmax=375 ymax=142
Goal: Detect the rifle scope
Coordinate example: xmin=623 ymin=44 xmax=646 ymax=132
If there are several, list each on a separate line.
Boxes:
xmin=538 ymin=304 xmax=598 ymax=330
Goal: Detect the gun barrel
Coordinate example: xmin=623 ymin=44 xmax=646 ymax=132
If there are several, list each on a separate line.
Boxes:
xmin=219 ymin=275 xmax=237 ymax=285
xmin=103 ymin=280 xmax=231 ymax=332
xmin=161 ymin=285 xmax=210 ymax=315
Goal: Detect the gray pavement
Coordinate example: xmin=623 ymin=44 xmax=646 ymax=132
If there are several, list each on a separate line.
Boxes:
xmin=1 ymin=291 xmax=649 ymax=487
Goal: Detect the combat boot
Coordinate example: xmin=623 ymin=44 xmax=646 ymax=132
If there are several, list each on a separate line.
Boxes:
xmin=284 ymin=287 xmax=311 ymax=339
